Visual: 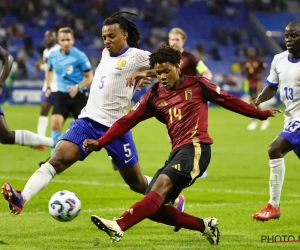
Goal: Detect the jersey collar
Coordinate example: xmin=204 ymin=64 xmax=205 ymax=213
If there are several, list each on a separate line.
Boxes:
xmin=110 ymin=46 xmax=130 ymax=57
xmin=288 ymin=54 xmax=300 ymax=63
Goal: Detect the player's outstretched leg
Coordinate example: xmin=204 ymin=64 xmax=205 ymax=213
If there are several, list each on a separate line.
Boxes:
xmin=1 ymin=183 xmax=24 ymax=214
xmin=91 ymin=215 xmax=124 ymax=243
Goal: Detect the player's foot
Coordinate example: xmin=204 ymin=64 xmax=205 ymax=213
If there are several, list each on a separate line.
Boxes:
xmin=247 ymin=121 xmax=257 ymax=130
xmin=260 ymin=120 xmax=270 ymax=131
xmin=198 ymin=171 xmax=208 ymax=179
xmin=91 ymin=215 xmax=124 ymax=242
xmin=1 ymin=182 xmax=24 ymax=215
xmin=109 ymin=156 xmax=118 ymax=171
xmin=173 ymin=194 xmax=186 ymax=232
xmin=252 ymin=203 xmax=280 ymax=221
xmin=39 ymin=157 xmax=50 ymax=167
xmin=202 ymin=217 xmax=220 ymax=245
xmin=32 ymin=145 xmax=47 ymax=150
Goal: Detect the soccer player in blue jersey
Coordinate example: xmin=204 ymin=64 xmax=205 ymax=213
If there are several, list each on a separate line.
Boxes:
xmin=0 ymin=46 xmax=54 ymax=147
xmin=34 ymin=30 xmax=60 ymax=150
xmin=45 ymin=27 xmax=93 ymax=156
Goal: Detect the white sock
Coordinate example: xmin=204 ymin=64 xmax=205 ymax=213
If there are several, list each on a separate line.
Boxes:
xmin=22 ymin=162 xmax=56 ymax=203
xmin=144 ymin=175 xmax=152 ymax=186
xmin=15 ymin=130 xmax=54 ymax=147
xmin=37 ymin=116 xmax=49 ymax=136
xmin=268 ymin=158 xmax=285 ymax=209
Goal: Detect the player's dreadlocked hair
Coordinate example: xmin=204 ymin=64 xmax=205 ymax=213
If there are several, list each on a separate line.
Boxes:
xmin=149 ymin=44 xmax=181 ymax=68
xmin=103 ymin=11 xmax=142 ymax=48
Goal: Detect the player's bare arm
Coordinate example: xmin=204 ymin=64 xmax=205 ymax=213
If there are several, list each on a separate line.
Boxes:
xmin=126 ymin=69 xmax=156 ymax=87
xmin=251 ymin=85 xmax=278 ymax=108
xmin=68 ymin=69 xmax=94 ymax=98
xmin=45 ymin=68 xmax=53 ymax=98
xmin=201 ymin=68 xmax=212 ymax=80
xmin=0 ymin=48 xmax=14 ymax=93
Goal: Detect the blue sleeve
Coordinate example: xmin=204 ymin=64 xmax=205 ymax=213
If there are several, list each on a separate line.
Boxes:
xmin=78 ymin=53 xmax=92 ymax=72
xmin=0 ymin=45 xmax=2 ymax=50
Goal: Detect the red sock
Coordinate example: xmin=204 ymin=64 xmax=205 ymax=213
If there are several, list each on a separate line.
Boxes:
xmin=116 ymin=191 xmax=163 ymax=231
xmin=150 ymin=205 xmax=205 ymax=232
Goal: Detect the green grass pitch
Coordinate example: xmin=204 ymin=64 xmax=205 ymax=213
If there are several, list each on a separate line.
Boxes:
xmin=0 ymin=105 xmax=299 ymax=250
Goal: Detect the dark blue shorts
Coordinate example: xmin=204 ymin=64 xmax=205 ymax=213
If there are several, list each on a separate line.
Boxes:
xmin=0 ymin=107 xmax=3 ymax=116
xmin=280 ymin=120 xmax=300 ymax=158
xmin=41 ymin=91 xmax=56 ymax=104
xmin=61 ymin=117 xmax=139 ymax=168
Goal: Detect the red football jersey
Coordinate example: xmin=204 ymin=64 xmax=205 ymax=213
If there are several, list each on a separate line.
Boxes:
xmin=241 ymin=59 xmax=267 ymax=86
xmin=97 ymin=76 xmax=271 ymax=150
xmin=180 ymin=50 xmax=199 ymax=76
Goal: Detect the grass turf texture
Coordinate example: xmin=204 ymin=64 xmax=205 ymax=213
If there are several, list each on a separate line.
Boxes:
xmin=0 ymin=105 xmax=299 ymax=250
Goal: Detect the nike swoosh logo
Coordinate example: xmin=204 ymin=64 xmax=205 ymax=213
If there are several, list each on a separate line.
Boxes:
xmin=125 ymin=157 xmax=133 ymax=163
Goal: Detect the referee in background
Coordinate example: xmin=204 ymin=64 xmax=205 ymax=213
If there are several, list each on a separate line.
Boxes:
xmin=45 ymin=27 xmax=93 ymax=158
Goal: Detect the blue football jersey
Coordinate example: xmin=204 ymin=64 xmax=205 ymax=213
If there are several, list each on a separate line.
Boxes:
xmin=48 ymin=46 xmax=92 ymax=93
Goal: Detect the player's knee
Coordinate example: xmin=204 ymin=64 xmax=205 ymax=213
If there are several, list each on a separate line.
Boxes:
xmin=40 ymin=110 xmax=49 ymax=116
xmin=48 ymin=152 xmax=69 ymax=174
xmin=51 ymin=115 xmax=64 ymax=130
xmin=268 ymin=143 xmax=283 ymax=158
xmin=0 ymin=131 xmax=14 ymax=144
xmin=127 ymin=179 xmax=147 ymax=194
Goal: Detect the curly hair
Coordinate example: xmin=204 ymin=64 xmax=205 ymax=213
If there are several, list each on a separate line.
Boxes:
xmin=149 ymin=44 xmax=181 ymax=68
xmin=103 ymin=11 xmax=142 ymax=49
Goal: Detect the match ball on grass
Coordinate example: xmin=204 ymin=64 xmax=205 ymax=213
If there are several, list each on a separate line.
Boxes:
xmin=48 ymin=190 xmax=81 ymax=222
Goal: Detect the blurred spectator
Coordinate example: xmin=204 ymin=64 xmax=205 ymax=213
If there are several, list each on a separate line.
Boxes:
xmin=210 ymin=44 xmax=222 ymax=61
xmin=0 ymin=21 xmax=8 ymax=48
xmin=212 ymin=25 xmax=228 ymax=45
xmin=8 ymin=21 xmax=23 ymax=38
xmin=241 ymin=47 xmax=268 ymax=130
xmin=192 ymin=44 xmax=208 ymax=62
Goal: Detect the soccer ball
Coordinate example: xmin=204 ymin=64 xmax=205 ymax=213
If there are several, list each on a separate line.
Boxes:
xmin=48 ymin=190 xmax=81 ymax=222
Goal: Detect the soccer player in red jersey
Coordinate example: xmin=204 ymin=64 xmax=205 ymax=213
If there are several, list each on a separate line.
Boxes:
xmin=241 ymin=47 xmax=268 ymax=130
xmin=83 ymin=44 xmax=279 ymax=245
xmin=169 ymin=27 xmax=212 ymax=178
xmin=0 ymin=46 xmax=54 ymax=147
xmin=168 ymin=27 xmax=212 ymax=79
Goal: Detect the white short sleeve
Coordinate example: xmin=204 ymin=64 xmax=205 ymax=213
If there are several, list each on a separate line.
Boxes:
xmin=266 ymin=56 xmax=279 ymax=87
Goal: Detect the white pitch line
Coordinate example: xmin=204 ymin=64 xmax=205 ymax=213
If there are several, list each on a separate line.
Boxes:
xmin=1 ymin=200 xmax=300 ymax=217
xmin=0 ymin=175 xmax=299 ymax=198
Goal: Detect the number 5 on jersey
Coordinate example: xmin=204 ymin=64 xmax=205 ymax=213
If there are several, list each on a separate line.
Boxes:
xmin=123 ymin=143 xmax=133 ymax=163
xmin=99 ymin=76 xmax=106 ymax=89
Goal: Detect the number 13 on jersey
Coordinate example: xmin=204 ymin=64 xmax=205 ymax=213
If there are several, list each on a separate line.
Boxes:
xmin=99 ymin=76 xmax=106 ymax=89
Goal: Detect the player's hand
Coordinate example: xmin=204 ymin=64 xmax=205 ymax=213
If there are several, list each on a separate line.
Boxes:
xmin=68 ymin=85 xmax=78 ymax=98
xmin=134 ymin=77 xmax=152 ymax=91
xmin=250 ymin=98 xmax=261 ymax=109
xmin=0 ymin=86 xmax=3 ymax=95
xmin=45 ymin=87 xmax=51 ymax=98
xmin=126 ymin=72 xmax=148 ymax=87
xmin=83 ymin=139 xmax=102 ymax=152
xmin=35 ymin=61 xmax=42 ymax=70
xmin=268 ymin=108 xmax=281 ymax=117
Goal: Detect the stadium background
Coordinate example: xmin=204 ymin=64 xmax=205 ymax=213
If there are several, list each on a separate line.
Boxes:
xmin=1 ymin=1 xmax=300 ymax=249
xmin=1 ymin=0 xmax=299 ymax=104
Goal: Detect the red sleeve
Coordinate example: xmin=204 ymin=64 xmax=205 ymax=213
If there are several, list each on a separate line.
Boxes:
xmin=97 ymin=90 xmax=154 ymax=147
xmin=197 ymin=78 xmax=272 ymax=120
